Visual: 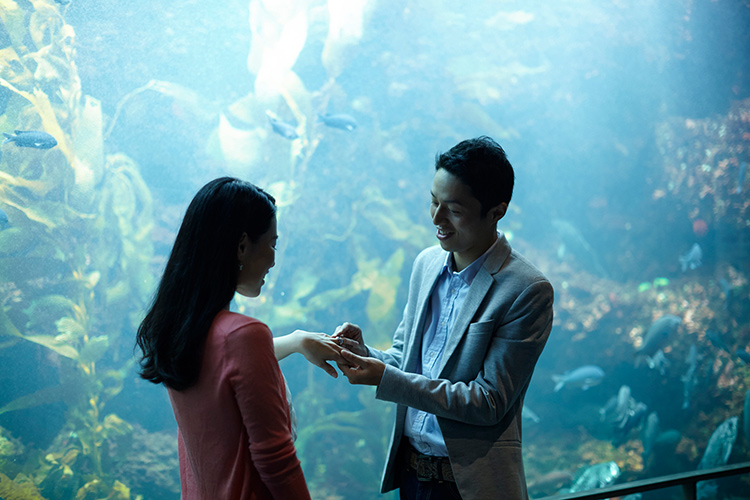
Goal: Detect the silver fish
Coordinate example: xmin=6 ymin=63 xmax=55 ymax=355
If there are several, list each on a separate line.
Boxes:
xmin=679 ymin=243 xmax=702 ymax=272
xmin=265 ymin=112 xmax=298 ymax=140
xmin=552 ymin=365 xmax=604 ymax=392
xmin=637 ymin=315 xmax=681 ymax=357
xmin=567 ymin=461 xmax=620 ymax=493
xmin=641 ymin=412 xmax=660 ymax=462
xmin=522 ymin=404 xmax=541 ymax=424
xmin=599 ymin=385 xmax=632 ymax=424
xmin=645 ymin=349 xmax=670 ymax=375
xmin=698 ymin=416 xmax=738 ymax=470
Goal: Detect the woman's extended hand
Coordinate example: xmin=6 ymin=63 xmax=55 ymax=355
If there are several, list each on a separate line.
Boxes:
xmin=293 ymin=330 xmax=350 ymax=378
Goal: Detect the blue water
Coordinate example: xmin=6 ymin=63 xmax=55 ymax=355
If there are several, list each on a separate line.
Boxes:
xmin=1 ymin=0 xmax=749 ymax=498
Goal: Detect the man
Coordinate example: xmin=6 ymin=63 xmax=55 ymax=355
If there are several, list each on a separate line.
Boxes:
xmin=335 ymin=136 xmax=554 ymax=500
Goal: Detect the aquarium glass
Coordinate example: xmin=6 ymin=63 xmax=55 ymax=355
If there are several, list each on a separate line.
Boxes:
xmin=1 ymin=0 xmax=749 ymax=499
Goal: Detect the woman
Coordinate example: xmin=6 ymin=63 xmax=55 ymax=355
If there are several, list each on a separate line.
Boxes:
xmin=136 ymin=177 xmax=342 ymax=499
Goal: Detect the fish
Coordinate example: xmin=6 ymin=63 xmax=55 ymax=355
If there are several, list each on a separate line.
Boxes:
xmin=599 ymin=386 xmax=624 ymax=420
xmin=681 ymin=344 xmax=698 ymax=410
xmin=522 ymin=404 xmax=540 ymax=424
xmin=644 ymin=348 xmax=670 ymax=375
xmin=566 ymin=461 xmax=620 ymax=493
xmin=737 ymin=161 xmax=747 ymax=194
xmin=318 ymin=113 xmax=357 ymax=131
xmin=698 ymin=416 xmax=738 ymax=470
xmin=636 ymin=315 xmax=681 ymax=357
xmin=552 ymin=365 xmax=604 ymax=392
xmin=678 ymin=243 xmax=702 ymax=272
xmin=641 ymin=412 xmax=660 ymax=462
xmin=612 ymin=401 xmax=648 ymax=447
xmin=598 ymin=386 xmax=650 ymax=446
xmin=696 ymin=417 xmax=738 ymax=499
xmin=599 ymin=385 xmax=632 ymax=425
xmin=653 ymin=429 xmax=682 ymax=454
xmin=2 ymin=130 xmax=58 ymax=149
xmin=527 ymin=470 xmax=574 ymax=496
xmin=265 ymin=112 xmax=298 ymax=140
xmin=0 ymin=208 xmax=10 ymax=230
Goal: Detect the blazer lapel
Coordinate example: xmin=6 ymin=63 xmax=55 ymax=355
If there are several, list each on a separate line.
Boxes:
xmin=437 ymin=269 xmax=493 ymax=375
xmin=403 ymin=252 xmax=444 ymax=372
xmin=437 ymin=233 xmax=511 ymax=375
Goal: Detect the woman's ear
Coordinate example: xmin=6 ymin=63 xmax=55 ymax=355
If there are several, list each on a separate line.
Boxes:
xmin=237 ymin=232 xmax=249 ymax=261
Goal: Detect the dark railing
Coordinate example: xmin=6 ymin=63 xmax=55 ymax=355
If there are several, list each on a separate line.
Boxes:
xmin=536 ymin=462 xmax=750 ymax=500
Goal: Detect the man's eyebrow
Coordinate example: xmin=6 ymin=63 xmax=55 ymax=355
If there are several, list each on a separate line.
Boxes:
xmin=430 ymin=192 xmax=465 ymax=206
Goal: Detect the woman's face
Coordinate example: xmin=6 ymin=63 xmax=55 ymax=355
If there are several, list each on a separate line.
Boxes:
xmin=236 ymin=217 xmax=277 ymax=298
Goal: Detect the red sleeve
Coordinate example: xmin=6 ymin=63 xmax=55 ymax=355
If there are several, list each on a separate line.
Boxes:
xmin=225 ymin=321 xmax=311 ymax=500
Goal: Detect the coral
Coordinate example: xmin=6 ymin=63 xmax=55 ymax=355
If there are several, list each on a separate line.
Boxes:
xmin=656 ymin=98 xmax=750 ymax=262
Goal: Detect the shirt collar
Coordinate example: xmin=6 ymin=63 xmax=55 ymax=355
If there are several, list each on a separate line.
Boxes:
xmin=440 ymin=235 xmax=500 ymax=285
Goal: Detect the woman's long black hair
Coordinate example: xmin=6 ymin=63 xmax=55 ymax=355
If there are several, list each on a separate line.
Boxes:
xmin=135 ymin=177 xmax=276 ymax=391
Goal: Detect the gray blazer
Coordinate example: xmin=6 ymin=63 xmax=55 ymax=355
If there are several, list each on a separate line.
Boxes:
xmin=368 ymin=232 xmax=554 ymax=500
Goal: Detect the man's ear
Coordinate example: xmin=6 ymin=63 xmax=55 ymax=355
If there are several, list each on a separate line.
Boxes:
xmin=489 ymin=202 xmax=508 ymax=223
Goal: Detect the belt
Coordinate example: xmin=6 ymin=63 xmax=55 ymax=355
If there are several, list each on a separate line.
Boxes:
xmin=406 ymin=445 xmax=455 ymax=482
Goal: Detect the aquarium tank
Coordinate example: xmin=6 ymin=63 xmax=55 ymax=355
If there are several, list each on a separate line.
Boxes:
xmin=1 ymin=0 xmax=749 ymax=498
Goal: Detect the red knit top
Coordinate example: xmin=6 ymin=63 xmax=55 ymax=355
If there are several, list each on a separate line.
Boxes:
xmin=167 ymin=310 xmax=310 ymax=499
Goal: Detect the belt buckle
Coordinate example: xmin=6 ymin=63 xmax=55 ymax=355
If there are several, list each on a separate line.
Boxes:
xmin=415 ymin=455 xmax=436 ymax=482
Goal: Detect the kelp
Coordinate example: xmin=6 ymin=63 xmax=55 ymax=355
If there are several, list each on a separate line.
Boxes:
xmin=293 ymin=383 xmax=393 ymax=496
xmin=104 ymin=79 xmax=219 ymax=140
xmin=0 ymin=1 xmax=153 ymax=498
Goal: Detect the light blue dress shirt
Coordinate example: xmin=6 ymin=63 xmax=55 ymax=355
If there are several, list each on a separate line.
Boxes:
xmin=403 ymin=239 xmax=497 ymax=456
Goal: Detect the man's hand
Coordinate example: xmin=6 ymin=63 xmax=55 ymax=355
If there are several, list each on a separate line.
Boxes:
xmin=338 ymin=349 xmax=385 ymax=386
xmin=332 ymin=322 xmax=368 ymax=356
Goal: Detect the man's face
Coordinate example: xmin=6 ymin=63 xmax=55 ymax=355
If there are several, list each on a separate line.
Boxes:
xmin=430 ymin=168 xmax=503 ymax=271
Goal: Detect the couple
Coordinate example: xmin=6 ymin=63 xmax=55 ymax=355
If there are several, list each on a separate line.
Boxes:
xmin=135 ymin=136 xmax=554 ymax=500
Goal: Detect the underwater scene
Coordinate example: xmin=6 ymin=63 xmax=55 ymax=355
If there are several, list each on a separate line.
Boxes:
xmin=1 ymin=0 xmax=750 ymax=498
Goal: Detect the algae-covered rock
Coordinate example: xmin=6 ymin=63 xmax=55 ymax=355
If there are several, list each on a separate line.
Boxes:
xmin=0 ymin=473 xmax=46 ymax=500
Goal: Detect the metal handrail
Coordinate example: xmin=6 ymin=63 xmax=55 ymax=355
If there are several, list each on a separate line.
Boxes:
xmin=536 ymin=462 xmax=750 ymax=500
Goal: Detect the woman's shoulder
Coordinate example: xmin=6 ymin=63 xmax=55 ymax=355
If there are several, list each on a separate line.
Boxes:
xmin=212 ymin=310 xmax=272 ymax=339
